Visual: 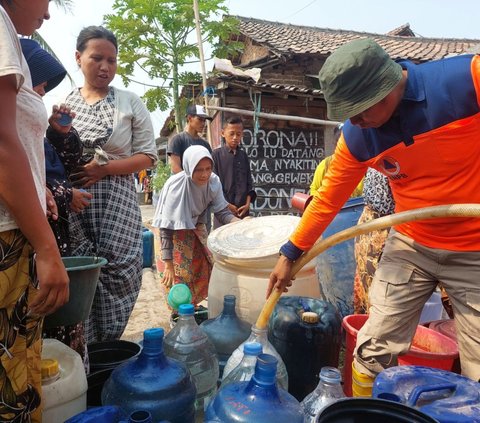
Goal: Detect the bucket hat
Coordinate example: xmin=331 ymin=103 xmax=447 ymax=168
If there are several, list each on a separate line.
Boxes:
xmin=319 ymin=38 xmax=403 ymax=121
xmin=20 ymin=38 xmax=67 ymax=93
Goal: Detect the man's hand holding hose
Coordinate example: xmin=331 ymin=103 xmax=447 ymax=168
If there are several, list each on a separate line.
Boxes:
xmin=266 ymin=254 xmax=295 ymax=298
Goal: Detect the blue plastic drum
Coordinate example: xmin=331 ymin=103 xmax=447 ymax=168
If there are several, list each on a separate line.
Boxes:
xmin=316 ymin=196 xmax=364 ymax=318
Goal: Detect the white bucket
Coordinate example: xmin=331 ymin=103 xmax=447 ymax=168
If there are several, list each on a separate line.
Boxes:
xmin=207 ymin=215 xmax=321 ymax=324
xmin=42 ymin=339 xmax=87 ymax=423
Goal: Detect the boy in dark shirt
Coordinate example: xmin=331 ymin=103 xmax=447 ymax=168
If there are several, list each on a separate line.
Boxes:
xmin=212 ymin=116 xmax=256 ymax=228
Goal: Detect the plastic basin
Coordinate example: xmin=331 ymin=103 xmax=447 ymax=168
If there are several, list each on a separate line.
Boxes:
xmin=342 ymin=314 xmax=459 ymax=397
xmin=44 ymin=256 xmax=107 ymax=329
xmin=397 ymin=324 xmax=458 ymax=369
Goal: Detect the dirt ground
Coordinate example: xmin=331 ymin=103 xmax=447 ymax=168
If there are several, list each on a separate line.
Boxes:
xmin=121 ymin=268 xmax=171 ymax=342
xmin=121 ymin=204 xmax=172 ymax=342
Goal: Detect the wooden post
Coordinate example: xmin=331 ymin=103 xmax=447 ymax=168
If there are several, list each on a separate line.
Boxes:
xmin=207 ymin=105 xmax=340 ymax=127
xmin=193 ymin=0 xmax=212 ymax=146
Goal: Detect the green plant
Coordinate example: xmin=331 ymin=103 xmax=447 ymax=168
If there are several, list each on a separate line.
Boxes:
xmin=105 ymin=0 xmax=241 ymax=131
xmin=151 ymin=160 xmax=171 ymax=192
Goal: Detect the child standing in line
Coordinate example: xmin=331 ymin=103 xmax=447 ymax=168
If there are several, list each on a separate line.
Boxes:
xmin=212 ymin=116 xmax=256 ymax=228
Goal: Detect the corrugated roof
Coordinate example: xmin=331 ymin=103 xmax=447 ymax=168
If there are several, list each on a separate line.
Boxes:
xmin=232 ymin=16 xmax=479 ymax=62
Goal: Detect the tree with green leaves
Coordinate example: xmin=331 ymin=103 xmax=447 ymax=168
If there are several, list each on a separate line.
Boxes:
xmin=105 ymin=0 xmax=241 ymax=131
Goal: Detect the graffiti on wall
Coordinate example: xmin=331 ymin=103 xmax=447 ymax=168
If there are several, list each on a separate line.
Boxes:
xmin=241 ymin=128 xmax=325 ymax=215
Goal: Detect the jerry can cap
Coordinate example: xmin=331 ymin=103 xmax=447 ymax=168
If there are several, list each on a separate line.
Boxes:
xmin=41 ymin=358 xmax=59 ymax=380
xmin=302 ymin=311 xmax=319 ymax=324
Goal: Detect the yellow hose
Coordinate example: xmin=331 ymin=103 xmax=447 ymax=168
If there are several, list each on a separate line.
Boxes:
xmin=255 ymin=203 xmax=480 ymax=329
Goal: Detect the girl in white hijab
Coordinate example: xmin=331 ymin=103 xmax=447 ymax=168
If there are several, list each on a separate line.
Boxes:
xmin=153 ymin=145 xmax=238 ymax=304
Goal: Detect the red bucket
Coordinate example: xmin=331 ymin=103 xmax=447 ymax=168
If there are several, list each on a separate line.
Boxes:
xmin=342 ymin=314 xmax=369 ymax=397
xmin=342 ymin=314 xmax=459 ymax=397
xmin=291 ymin=192 xmax=313 ymax=212
xmin=398 ymin=324 xmax=458 ymax=369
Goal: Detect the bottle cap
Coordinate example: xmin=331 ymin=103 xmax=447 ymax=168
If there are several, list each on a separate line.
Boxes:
xmin=144 ymin=328 xmax=164 ymax=341
xmin=41 ymin=358 xmax=59 ymax=381
xmin=243 ymin=342 xmax=262 ymax=356
xmin=302 ymin=311 xmax=319 ymax=324
xmin=167 ymin=284 xmax=192 ymax=310
xmin=57 ymin=112 xmax=72 ymax=126
xmin=178 ymin=303 xmax=195 ymax=315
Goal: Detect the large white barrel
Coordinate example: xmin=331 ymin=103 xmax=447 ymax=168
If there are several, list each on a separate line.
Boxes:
xmin=207 ymin=215 xmax=320 ymax=324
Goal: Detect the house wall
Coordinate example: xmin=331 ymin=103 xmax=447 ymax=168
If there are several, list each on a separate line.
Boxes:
xmin=261 ymin=56 xmax=325 ymax=89
xmin=207 ymin=48 xmax=344 ymax=216
xmin=240 ymin=39 xmax=270 ymax=66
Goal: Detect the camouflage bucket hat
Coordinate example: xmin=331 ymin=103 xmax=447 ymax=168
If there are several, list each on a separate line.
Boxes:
xmin=319 ymin=38 xmax=403 ymax=121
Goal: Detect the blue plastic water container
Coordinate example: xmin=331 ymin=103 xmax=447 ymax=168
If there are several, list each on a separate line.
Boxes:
xmin=373 ymin=365 xmax=480 ymax=422
xmin=268 ymin=296 xmax=342 ymax=401
xmin=66 ymin=406 xmax=167 ymax=423
xmin=163 ymin=304 xmax=219 ymax=418
xmin=200 ymin=295 xmax=251 ymax=379
xmin=101 ymin=328 xmax=196 ymax=423
xmin=65 ymin=405 xmax=126 ymax=422
xmin=142 ymin=227 xmax=154 ymax=268
xmin=316 ymin=196 xmax=364 ymax=318
xmin=205 ymin=354 xmax=304 ymax=422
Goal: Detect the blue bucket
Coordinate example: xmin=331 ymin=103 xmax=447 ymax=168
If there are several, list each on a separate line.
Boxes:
xmin=316 ymin=197 xmax=364 ymax=318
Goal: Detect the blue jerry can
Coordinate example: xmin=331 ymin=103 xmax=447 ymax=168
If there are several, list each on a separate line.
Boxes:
xmin=142 ymin=227 xmax=154 ymax=268
xmin=373 ymin=365 xmax=480 ymax=422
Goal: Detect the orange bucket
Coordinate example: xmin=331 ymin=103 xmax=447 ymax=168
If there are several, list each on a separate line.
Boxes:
xmin=342 ymin=314 xmax=459 ymax=397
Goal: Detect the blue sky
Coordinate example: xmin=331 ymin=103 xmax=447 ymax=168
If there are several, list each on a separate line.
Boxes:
xmin=38 ymin=0 xmax=479 ymax=134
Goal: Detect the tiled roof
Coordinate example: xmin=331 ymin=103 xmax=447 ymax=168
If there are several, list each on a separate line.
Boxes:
xmin=232 ymin=16 xmax=480 ymax=62
xmin=386 ymin=23 xmax=415 ymax=37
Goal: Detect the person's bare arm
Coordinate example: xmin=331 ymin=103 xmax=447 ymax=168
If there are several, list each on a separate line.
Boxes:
xmin=159 ymin=228 xmax=175 ymax=287
xmin=266 ymin=255 xmax=294 ymax=298
xmin=169 ymin=154 xmax=182 ymax=174
xmin=0 ymin=75 xmax=68 ymax=314
xmin=71 ymin=153 xmax=153 ymax=188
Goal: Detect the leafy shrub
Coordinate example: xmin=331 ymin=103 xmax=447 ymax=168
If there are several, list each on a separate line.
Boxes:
xmin=151 ymin=160 xmax=171 ymax=193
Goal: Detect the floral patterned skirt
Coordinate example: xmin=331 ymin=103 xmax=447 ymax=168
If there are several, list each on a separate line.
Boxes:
xmin=0 ymin=229 xmax=43 ymax=422
xmin=171 ymin=225 xmax=213 ymax=306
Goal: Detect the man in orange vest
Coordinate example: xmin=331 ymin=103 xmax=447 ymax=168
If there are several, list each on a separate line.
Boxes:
xmin=268 ymin=38 xmax=480 ymax=383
